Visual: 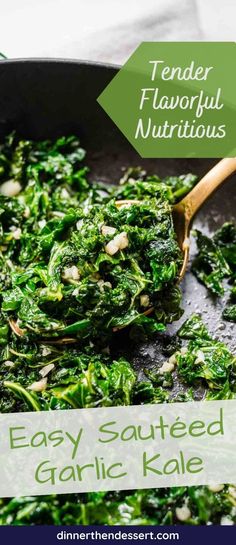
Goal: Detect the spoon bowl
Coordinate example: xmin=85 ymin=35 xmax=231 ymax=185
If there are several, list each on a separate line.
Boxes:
xmin=117 ymin=157 xmax=236 ymax=282
xmin=115 ymin=157 xmax=236 ymax=326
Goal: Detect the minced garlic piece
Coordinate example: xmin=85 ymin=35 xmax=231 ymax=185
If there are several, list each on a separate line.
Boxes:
xmin=105 ymin=232 xmax=129 ymax=255
xmin=4 ymin=360 xmax=14 ymax=368
xmin=159 ymin=361 xmax=175 ymax=374
xmin=117 ymin=232 xmax=129 ymax=249
xmin=97 ymin=280 xmax=112 ymax=292
xmin=23 ymin=206 xmax=30 ymax=219
xmin=0 ymin=180 xmax=22 ymax=197
xmin=101 ymin=225 xmax=116 ymax=236
xmin=105 ymin=240 xmax=119 ymax=256
xmin=11 ymin=227 xmax=22 ymax=240
xmin=169 ymin=354 xmax=177 ymax=365
xmin=41 ymin=346 xmax=52 ymax=357
xmin=140 ymin=294 xmax=150 ymax=308
xmin=39 ymin=363 xmax=55 ymax=378
xmin=176 ymin=505 xmax=191 ymax=521
xmin=38 ymin=219 xmax=46 ymax=229
xmin=208 ymin=484 xmax=224 ymax=493
xmin=62 ymin=265 xmax=80 ymax=281
xmin=220 ymin=516 xmax=234 ymax=525
xmin=195 ymin=350 xmax=205 ymax=365
xmin=28 ymin=378 xmax=47 ymax=392
xmin=61 ymin=188 xmax=70 ymax=199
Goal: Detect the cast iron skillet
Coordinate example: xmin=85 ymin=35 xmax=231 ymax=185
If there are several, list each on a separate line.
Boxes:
xmin=0 ymin=60 xmax=235 ymax=388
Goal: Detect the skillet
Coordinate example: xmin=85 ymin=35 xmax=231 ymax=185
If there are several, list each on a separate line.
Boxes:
xmin=0 ymin=59 xmax=235 ymax=386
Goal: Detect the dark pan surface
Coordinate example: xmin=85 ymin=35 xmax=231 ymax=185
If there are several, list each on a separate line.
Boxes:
xmin=0 ymin=59 xmax=235 ymax=379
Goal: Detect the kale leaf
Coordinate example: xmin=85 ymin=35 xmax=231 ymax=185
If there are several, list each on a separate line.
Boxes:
xmin=192 ymin=223 xmax=236 ymax=320
xmin=177 ymin=314 xmax=236 ymax=397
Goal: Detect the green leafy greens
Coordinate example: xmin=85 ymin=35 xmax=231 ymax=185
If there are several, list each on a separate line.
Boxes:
xmin=0 ymin=132 xmax=235 ymax=527
xmin=177 ymin=314 xmax=236 ymax=399
xmin=192 ymin=223 xmax=236 ymax=321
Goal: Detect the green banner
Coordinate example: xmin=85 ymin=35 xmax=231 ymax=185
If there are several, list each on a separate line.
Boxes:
xmin=98 ymin=42 xmax=236 ymax=158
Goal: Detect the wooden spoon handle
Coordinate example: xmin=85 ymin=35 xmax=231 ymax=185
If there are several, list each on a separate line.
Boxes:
xmin=179 ymin=157 xmax=236 ymax=222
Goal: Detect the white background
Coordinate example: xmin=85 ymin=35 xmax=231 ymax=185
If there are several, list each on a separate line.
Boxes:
xmin=0 ymin=0 xmax=235 ymax=64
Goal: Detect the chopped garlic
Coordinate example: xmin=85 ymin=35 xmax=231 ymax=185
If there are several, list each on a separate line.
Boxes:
xmin=72 ymin=288 xmax=80 ymax=296
xmin=23 ymin=206 xmax=30 ymax=219
xmin=117 ymin=203 xmax=131 ymax=210
xmin=41 ymin=346 xmax=52 ymax=357
xmin=176 ymin=505 xmax=191 ymax=521
xmin=105 ymin=239 xmax=119 ymax=256
xmin=140 ymin=294 xmax=150 ymax=308
xmin=39 ymin=363 xmax=55 ymax=378
xmin=208 ymin=484 xmax=224 ymax=493
xmin=180 ymin=347 xmax=188 ymax=355
xmin=196 ymin=350 xmax=205 ymax=361
xmin=62 ymin=265 xmax=80 ymax=281
xmin=105 ymin=231 xmax=129 ymax=255
xmin=104 ymin=281 xmax=112 ymax=289
xmin=116 ymin=231 xmax=129 ymax=249
xmin=97 ymin=279 xmax=105 ymax=291
xmin=159 ymin=361 xmax=175 ymax=374
xmin=6 ymin=259 xmax=13 ymax=269
xmin=0 ymin=180 xmax=22 ymax=197
xmin=220 ymin=516 xmax=234 ymax=526
xmin=101 ymin=225 xmax=116 ymax=236
xmin=12 ymin=227 xmax=22 ymax=240
xmin=28 ymin=377 xmax=47 ymax=392
xmin=194 ymin=358 xmax=201 ymax=365
xmin=195 ymin=350 xmax=205 ymax=365
xmin=97 ymin=280 xmax=112 ymax=292
xmin=51 ymin=211 xmax=65 ymax=218
xmin=76 ymin=219 xmax=84 ymax=230
xmin=169 ymin=354 xmax=177 ymax=365
xmin=38 ymin=219 xmax=46 ymax=229
xmin=4 ymin=360 xmax=14 ymax=368
xmin=61 ymin=188 xmax=70 ymax=199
